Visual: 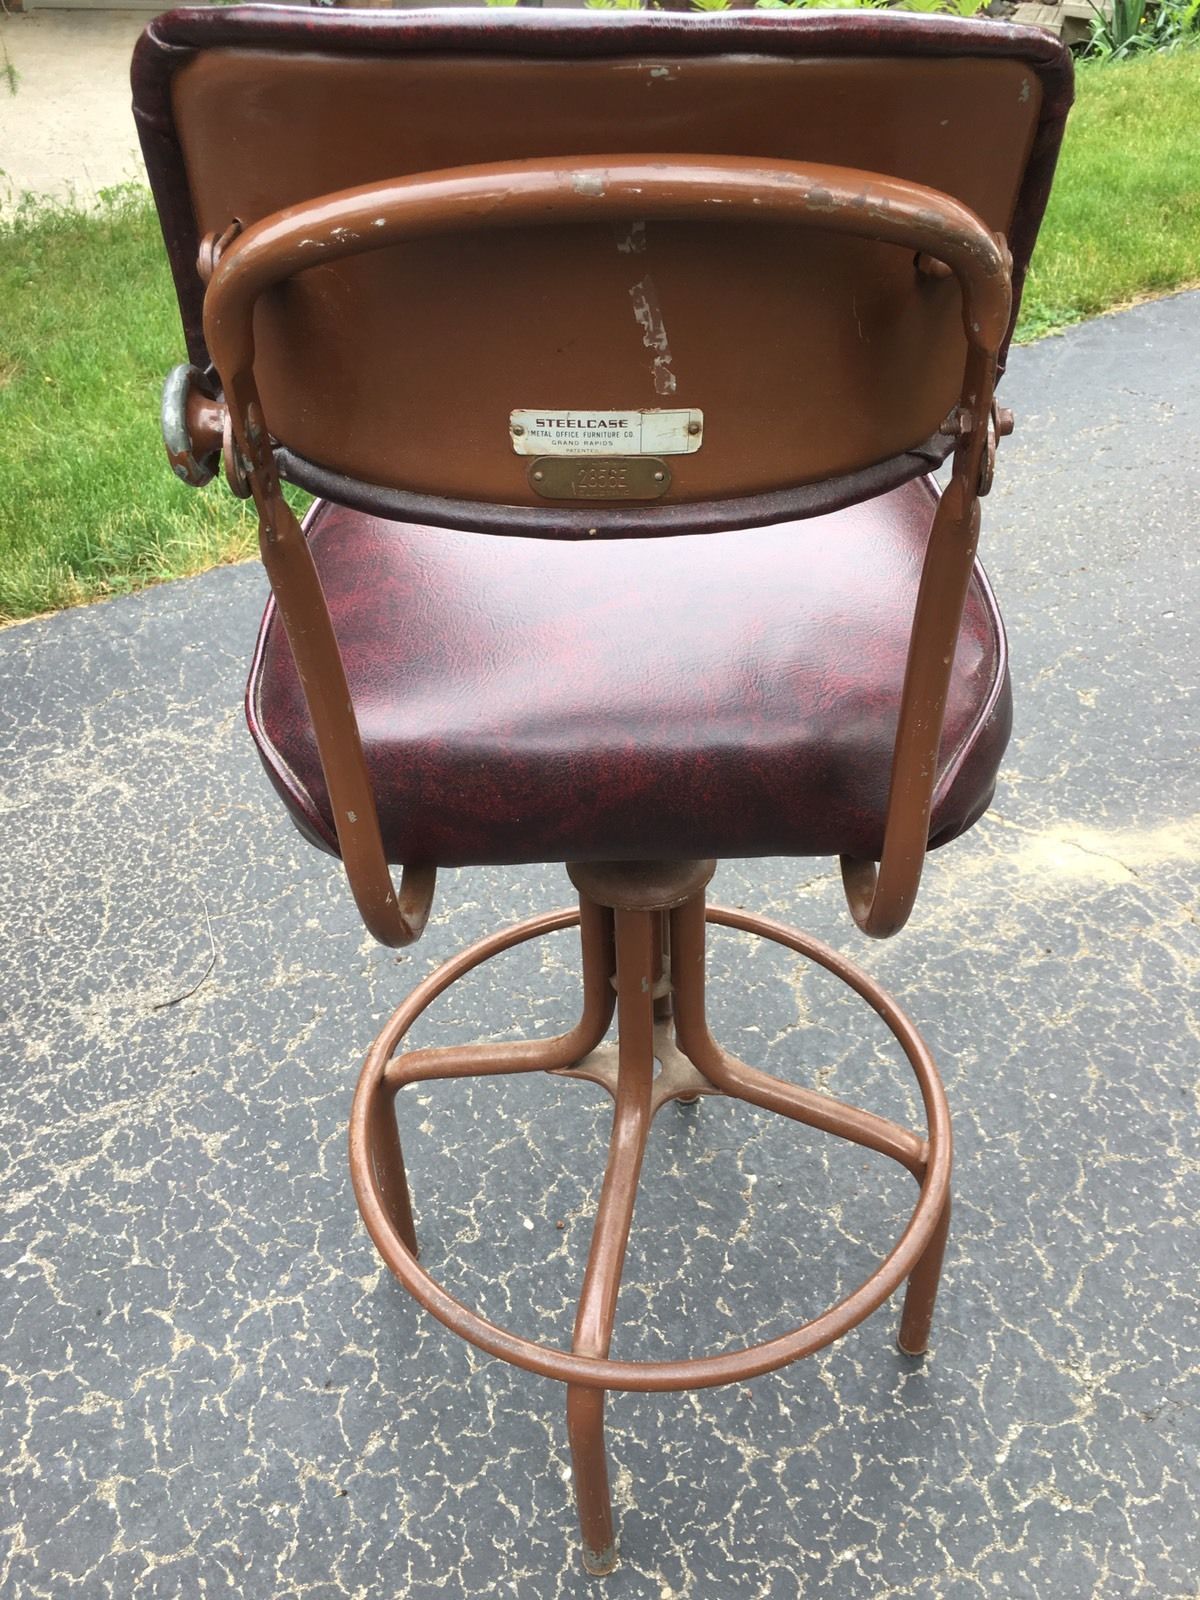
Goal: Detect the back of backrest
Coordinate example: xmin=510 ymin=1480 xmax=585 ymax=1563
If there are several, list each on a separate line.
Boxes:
xmin=135 ymin=6 xmax=1071 ymax=531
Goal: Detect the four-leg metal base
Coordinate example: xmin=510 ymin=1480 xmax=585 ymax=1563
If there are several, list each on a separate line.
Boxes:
xmin=348 ymin=867 xmax=952 ymax=1575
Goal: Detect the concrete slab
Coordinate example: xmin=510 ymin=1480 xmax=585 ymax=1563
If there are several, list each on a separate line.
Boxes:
xmin=0 ymin=11 xmax=147 ymax=208
xmin=1 ymin=293 xmax=1198 ymax=1597
xmin=0 ymin=3 xmax=631 ymax=211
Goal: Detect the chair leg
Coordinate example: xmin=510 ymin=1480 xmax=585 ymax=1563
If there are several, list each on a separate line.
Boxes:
xmin=897 ymin=1193 xmax=950 ymax=1356
xmin=567 ymin=906 xmax=657 ymax=1574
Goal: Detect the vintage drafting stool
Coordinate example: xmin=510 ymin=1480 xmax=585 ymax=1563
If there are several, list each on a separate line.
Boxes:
xmin=136 ymin=5 xmax=1072 ymax=1572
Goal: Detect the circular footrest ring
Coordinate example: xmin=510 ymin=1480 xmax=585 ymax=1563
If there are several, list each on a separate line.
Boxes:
xmin=349 ymin=904 xmax=950 ymax=1394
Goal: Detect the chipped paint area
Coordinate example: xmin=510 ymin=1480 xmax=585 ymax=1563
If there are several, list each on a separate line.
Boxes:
xmin=629 ymin=274 xmax=678 ymax=397
xmin=571 ymin=172 xmax=606 ymax=198
xmin=616 ymin=221 xmax=647 ymax=257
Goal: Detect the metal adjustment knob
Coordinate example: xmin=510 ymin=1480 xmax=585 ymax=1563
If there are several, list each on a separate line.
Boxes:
xmin=161 ymin=364 xmax=224 ymax=488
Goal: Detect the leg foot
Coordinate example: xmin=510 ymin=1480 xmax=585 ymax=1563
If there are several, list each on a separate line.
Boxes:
xmin=568 ymin=1385 xmax=619 ymax=1574
xmin=583 ymin=1542 xmax=620 ymax=1578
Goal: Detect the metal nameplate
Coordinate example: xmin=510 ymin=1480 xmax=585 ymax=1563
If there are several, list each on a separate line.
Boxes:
xmin=529 ymin=457 xmax=672 ymax=501
xmin=511 ymin=409 xmax=702 ymax=457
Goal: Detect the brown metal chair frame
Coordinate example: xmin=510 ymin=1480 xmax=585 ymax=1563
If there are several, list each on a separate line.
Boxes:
xmin=197 ymin=152 xmax=1009 ymax=1573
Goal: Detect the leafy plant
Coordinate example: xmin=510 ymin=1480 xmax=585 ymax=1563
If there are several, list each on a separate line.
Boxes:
xmin=1086 ymin=0 xmax=1153 ymax=58
xmin=747 ymin=0 xmax=987 ymax=12
xmin=1085 ymin=0 xmax=1200 ymax=58
xmin=891 ymin=0 xmax=989 ymax=13
xmin=559 ymin=0 xmax=992 ymax=10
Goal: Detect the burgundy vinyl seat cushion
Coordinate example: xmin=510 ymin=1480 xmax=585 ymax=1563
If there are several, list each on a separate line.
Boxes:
xmin=247 ymin=478 xmax=1010 ymax=869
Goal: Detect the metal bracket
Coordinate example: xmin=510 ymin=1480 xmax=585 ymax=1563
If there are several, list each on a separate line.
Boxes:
xmin=222 ymin=409 xmax=253 ymax=499
xmin=196 ymin=220 xmax=243 ymax=287
xmin=978 ymin=399 xmax=1015 ymax=497
xmin=941 ymin=400 xmax=1014 ymax=498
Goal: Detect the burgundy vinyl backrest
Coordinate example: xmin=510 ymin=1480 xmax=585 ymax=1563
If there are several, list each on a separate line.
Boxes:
xmin=134 ymin=5 xmax=1072 ymax=536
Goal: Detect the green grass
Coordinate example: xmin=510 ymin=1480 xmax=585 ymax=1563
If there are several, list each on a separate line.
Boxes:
xmin=1015 ymin=50 xmax=1200 ymax=341
xmin=0 ymin=187 xmax=277 ymax=622
xmin=1 ymin=49 xmax=1198 ymax=622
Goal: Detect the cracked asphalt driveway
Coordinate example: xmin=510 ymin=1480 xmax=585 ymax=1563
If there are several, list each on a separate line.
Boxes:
xmin=1 ymin=293 xmax=1198 ymax=1597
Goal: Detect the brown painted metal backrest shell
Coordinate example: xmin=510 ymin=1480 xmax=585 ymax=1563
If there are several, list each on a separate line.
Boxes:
xmin=134 ymin=8 xmax=1071 ymax=526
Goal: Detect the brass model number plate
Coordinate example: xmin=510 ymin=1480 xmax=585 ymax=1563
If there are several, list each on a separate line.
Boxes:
xmin=529 ymin=456 xmax=671 ymax=501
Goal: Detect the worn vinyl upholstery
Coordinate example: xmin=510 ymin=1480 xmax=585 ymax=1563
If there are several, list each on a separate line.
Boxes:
xmin=247 ymin=476 xmax=1010 ymax=869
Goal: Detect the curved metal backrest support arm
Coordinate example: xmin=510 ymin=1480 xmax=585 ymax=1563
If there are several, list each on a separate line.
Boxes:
xmin=842 ymin=337 xmax=999 ymax=939
xmin=202 ymin=156 xmax=1009 ymax=947
xmin=840 ymin=446 xmax=987 ymax=937
xmin=204 ymin=154 xmax=1011 ymax=371
xmin=250 ymin=464 xmax=435 ymax=947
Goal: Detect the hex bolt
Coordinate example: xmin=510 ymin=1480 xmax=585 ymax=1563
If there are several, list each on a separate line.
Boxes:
xmin=948 ymin=408 xmax=974 ymax=438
